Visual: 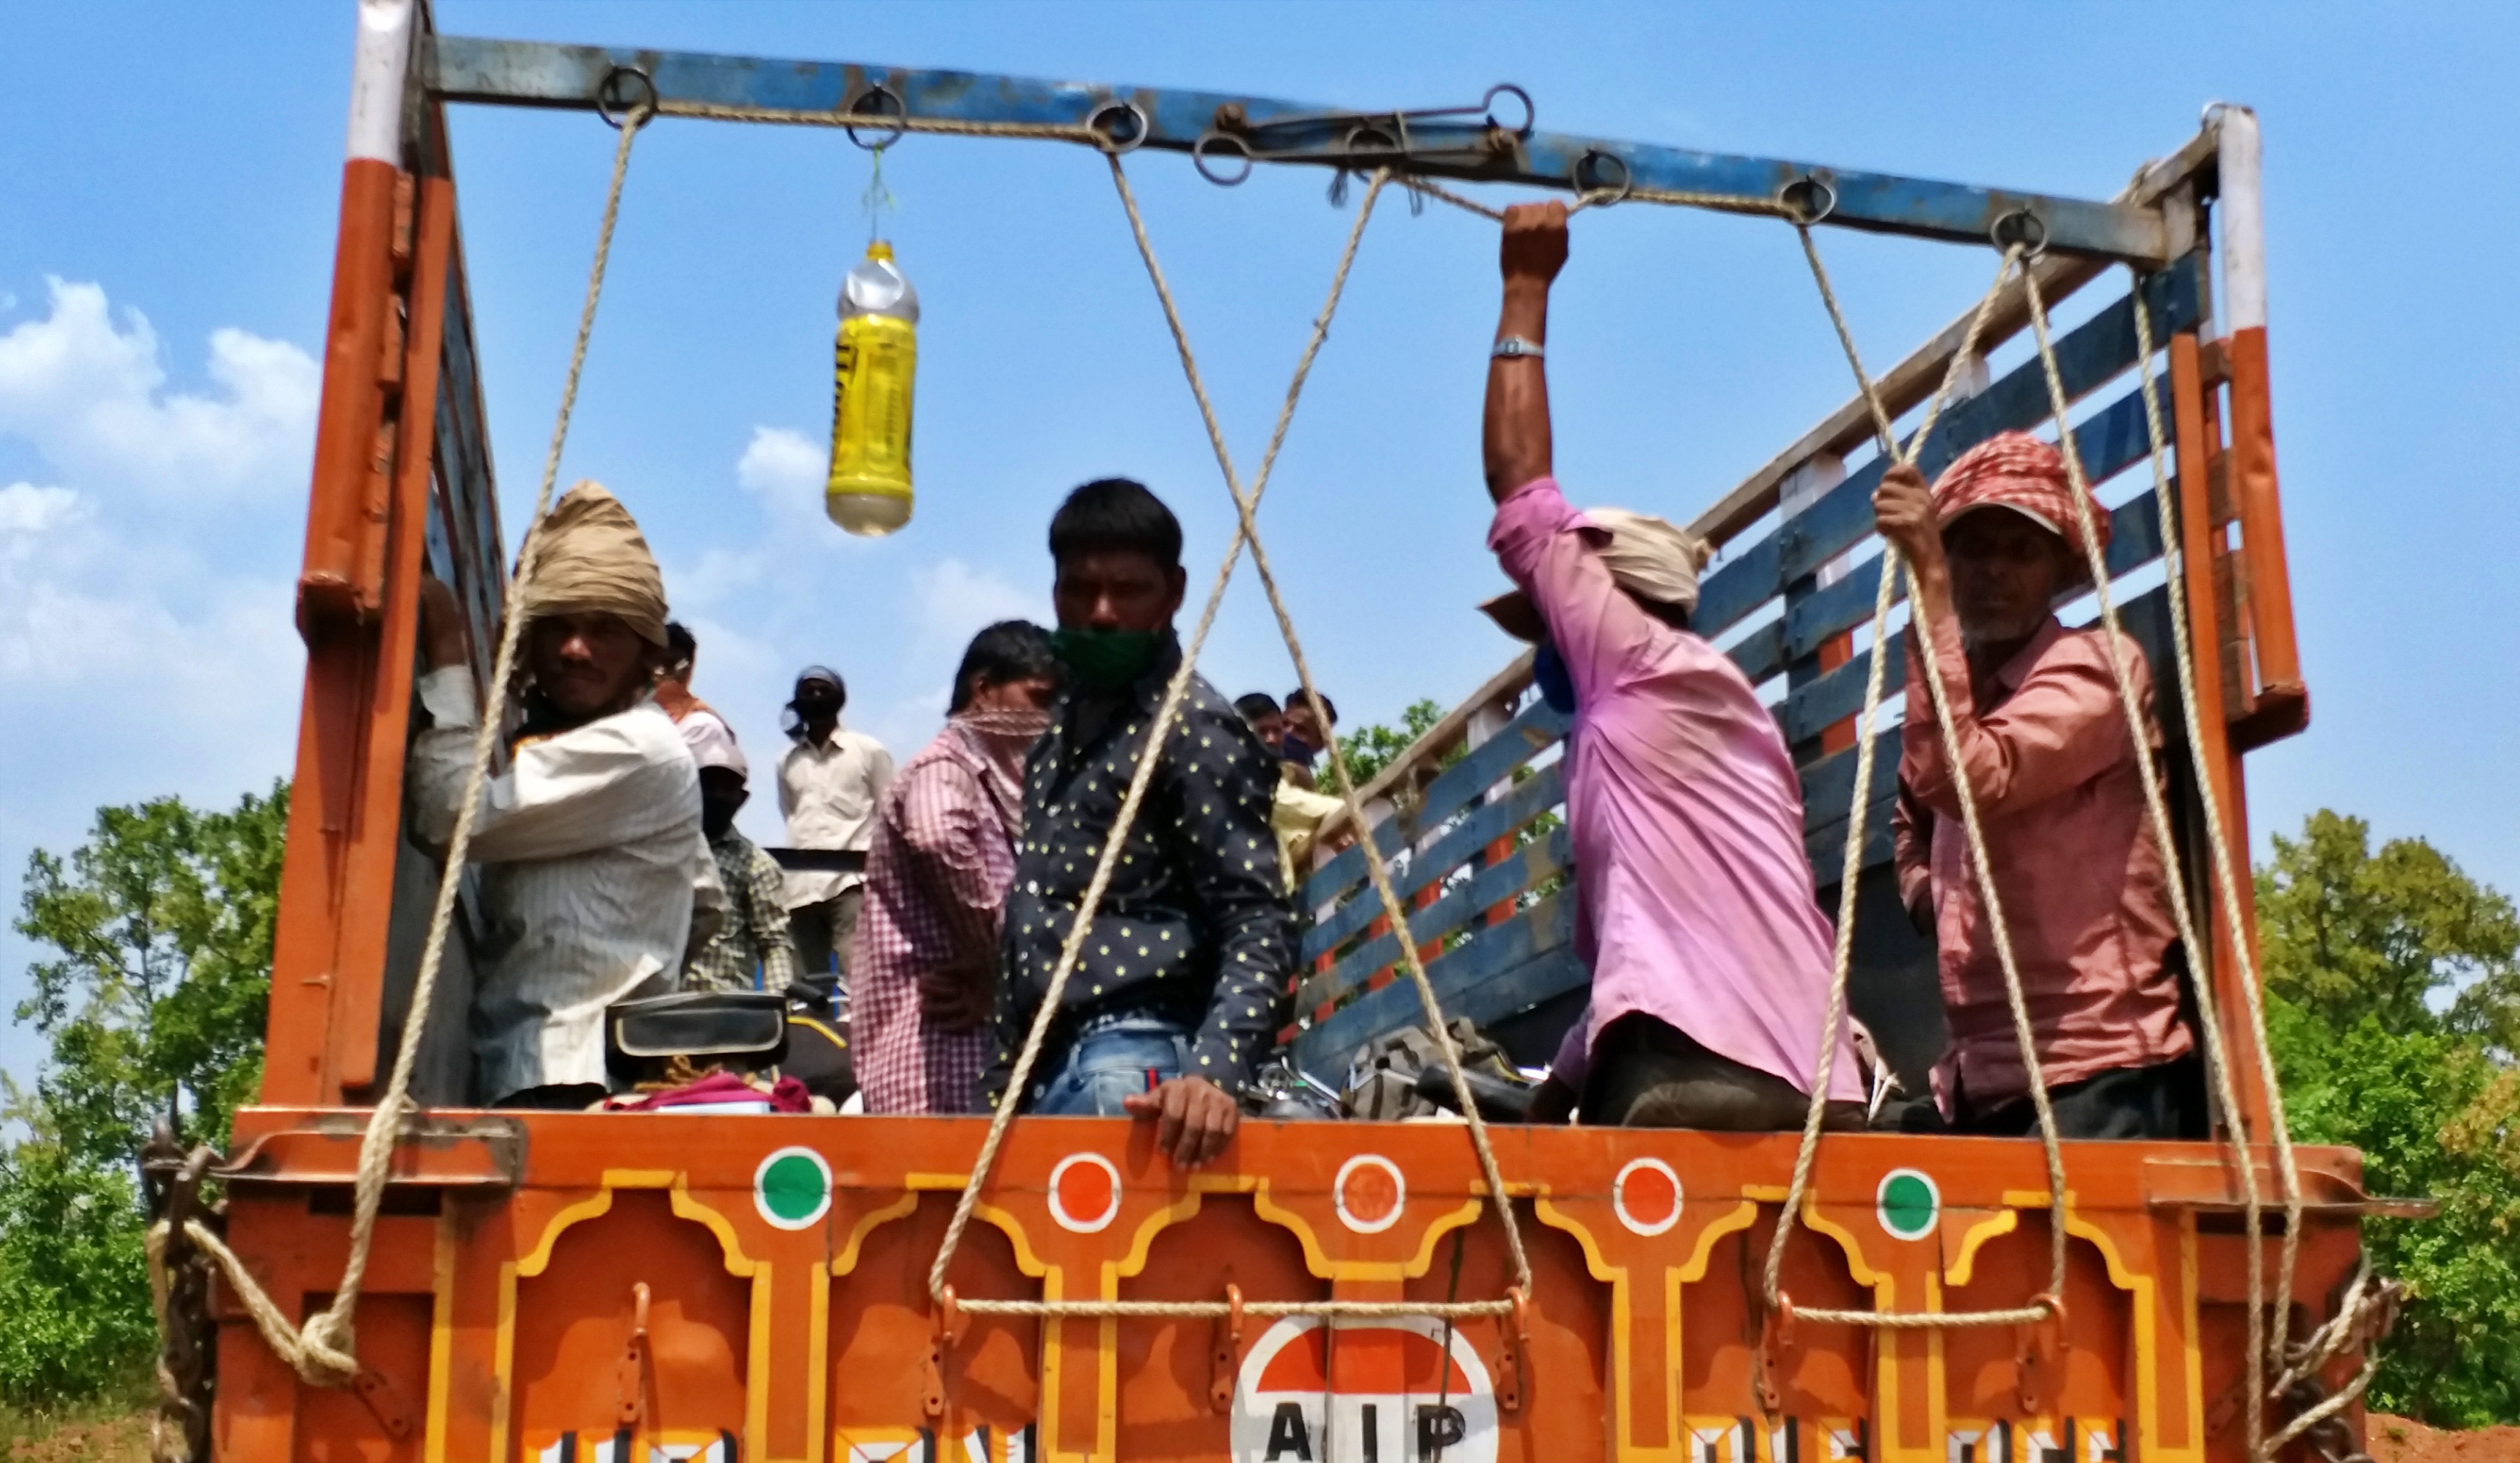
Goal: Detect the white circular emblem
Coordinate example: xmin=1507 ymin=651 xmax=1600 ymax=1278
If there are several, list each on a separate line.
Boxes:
xmin=753 ymin=1145 xmax=833 ymax=1231
xmin=1046 ymin=1152 xmax=1123 ymax=1234
xmin=1332 ymin=1154 xmax=1407 ymax=1234
xmin=1611 ymin=1157 xmax=1683 ymax=1236
xmin=1875 ymin=1167 xmax=1941 ymax=1241
xmin=1230 ymin=1315 xmax=1498 ymax=1463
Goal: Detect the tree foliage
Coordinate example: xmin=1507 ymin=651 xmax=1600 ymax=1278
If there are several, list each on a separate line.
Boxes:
xmin=1327 ymin=699 xmax=1446 ymax=792
xmin=0 ymin=1148 xmax=155 ymax=1404
xmin=2260 ymin=809 xmax=2520 ymax=1053
xmin=2259 ymin=811 xmax=2520 ymax=1425
xmin=0 ymin=782 xmax=289 ymax=1404
xmin=12 ymin=784 xmax=286 ymax=1163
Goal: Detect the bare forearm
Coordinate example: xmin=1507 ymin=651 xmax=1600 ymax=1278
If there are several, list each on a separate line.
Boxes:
xmin=1483 ymin=280 xmax=1553 ymax=501
xmin=1904 ymin=547 xmax=1955 ymax=639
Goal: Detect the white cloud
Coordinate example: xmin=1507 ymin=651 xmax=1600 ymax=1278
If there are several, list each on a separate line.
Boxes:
xmin=0 ymin=483 xmax=84 ymax=559
xmin=0 ymin=284 xmax=313 ymax=1081
xmin=735 ymin=425 xmax=824 ymax=501
xmin=674 ymin=425 xmax=867 ymax=611
xmin=0 ymin=278 xmax=318 ymax=500
xmin=909 ymin=557 xmax=1048 ymax=654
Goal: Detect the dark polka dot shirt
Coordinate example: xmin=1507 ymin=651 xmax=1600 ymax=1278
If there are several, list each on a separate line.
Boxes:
xmin=986 ymin=634 xmax=1295 ymax=1110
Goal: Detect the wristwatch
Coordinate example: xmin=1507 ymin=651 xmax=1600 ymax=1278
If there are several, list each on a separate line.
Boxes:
xmin=1491 ymin=335 xmax=1545 ymax=360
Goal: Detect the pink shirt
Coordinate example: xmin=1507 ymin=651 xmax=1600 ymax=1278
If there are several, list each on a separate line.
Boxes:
xmin=1490 ymin=479 xmax=1859 ymax=1101
xmin=1894 ymin=612 xmax=2191 ymax=1114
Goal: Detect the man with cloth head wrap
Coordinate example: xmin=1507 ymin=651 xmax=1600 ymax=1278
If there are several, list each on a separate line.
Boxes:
xmin=411 ymin=481 xmax=724 ymax=1108
xmin=1480 ymin=202 xmax=1862 ymax=1131
xmin=1875 ymin=432 xmax=2201 ymax=1139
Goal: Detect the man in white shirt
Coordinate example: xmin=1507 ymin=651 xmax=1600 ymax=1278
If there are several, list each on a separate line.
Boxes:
xmin=777 ymin=666 xmax=894 ymax=993
xmin=407 ymin=482 xmax=722 ymax=1107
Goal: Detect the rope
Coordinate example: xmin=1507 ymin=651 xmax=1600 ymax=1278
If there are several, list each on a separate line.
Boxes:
xmin=1762 ymin=230 xmax=2079 ymax=1332
xmin=923 ymin=161 xmax=1531 ymax=1321
xmin=146 ymin=102 xmax=656 ymax=1390
xmin=656 ymin=99 xmax=1108 ymax=146
xmin=651 ymin=99 xmax=1789 ymax=228
xmin=2116 ymin=273 xmax=2311 ymax=1462
xmin=1401 ymin=175 xmax=1797 ymax=224
xmin=150 ymin=1216 xmax=351 ymax=1385
xmin=956 ymin=1297 xmax=1509 ymax=1320
xmin=2263 ymin=1257 xmax=2398 ymax=1456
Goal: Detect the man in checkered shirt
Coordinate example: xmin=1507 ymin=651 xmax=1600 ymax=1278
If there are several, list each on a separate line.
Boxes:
xmin=683 ymin=725 xmax=800 ymax=995
xmin=854 ymin=621 xmax=1059 ymax=1114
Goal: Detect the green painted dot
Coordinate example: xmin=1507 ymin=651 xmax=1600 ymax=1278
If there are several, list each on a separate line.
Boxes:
xmin=759 ymin=1152 xmax=828 ymax=1225
xmin=1877 ymin=1169 xmax=1938 ymax=1240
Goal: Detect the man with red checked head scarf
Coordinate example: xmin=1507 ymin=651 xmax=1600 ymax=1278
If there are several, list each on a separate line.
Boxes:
xmin=1874 ymin=431 xmax=2202 ymax=1140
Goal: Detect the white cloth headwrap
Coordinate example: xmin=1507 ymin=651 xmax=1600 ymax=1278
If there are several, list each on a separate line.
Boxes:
xmin=1583 ymin=507 xmax=1714 ymax=613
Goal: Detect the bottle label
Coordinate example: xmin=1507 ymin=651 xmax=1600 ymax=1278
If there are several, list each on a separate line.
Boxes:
xmin=828 ymin=313 xmax=916 ymax=500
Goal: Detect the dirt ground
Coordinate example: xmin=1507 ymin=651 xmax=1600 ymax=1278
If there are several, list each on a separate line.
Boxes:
xmin=2370 ymin=1415 xmax=2520 ymax=1463
xmin=3 ymin=1414 xmax=148 ymax=1463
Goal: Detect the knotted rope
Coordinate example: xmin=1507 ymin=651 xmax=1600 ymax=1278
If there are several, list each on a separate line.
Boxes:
xmin=1761 ymin=230 xmax=2075 ymax=1334
xmin=925 ymin=159 xmax=1532 ymax=1323
xmin=144 ymin=99 xmax=657 ymax=1404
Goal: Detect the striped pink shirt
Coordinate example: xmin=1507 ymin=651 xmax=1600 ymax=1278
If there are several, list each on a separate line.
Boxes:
xmin=1895 ymin=613 xmax=2191 ymax=1114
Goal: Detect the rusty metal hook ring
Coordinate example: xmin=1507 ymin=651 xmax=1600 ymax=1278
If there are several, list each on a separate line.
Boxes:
xmin=1483 ymin=82 xmax=1536 ymax=136
xmin=1192 ymin=130 xmax=1255 ymax=187
xmin=1573 ymin=148 xmax=1633 ymax=206
xmin=595 ymin=66 xmax=659 ymax=130
xmin=1779 ymin=174 xmax=1837 ymax=226
xmin=1991 ymin=207 xmax=2050 ymax=260
xmin=1087 ymin=99 xmax=1150 ymax=155
xmin=844 ymin=82 xmax=909 ymax=151
xmin=1342 ymin=121 xmax=1402 ymax=158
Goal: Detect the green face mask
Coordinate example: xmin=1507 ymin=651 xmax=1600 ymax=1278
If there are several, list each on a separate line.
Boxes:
xmin=1049 ymin=628 xmax=1167 ymax=692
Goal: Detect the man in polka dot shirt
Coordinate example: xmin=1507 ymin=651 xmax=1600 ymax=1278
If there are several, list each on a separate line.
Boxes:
xmin=985 ymin=479 xmax=1297 ymax=1168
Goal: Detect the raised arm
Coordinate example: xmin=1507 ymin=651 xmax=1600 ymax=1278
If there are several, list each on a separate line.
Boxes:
xmin=1482 ymin=202 xmax=1567 ymax=501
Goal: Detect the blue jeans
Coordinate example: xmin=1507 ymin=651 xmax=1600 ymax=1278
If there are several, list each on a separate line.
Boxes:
xmin=1029 ymin=1015 xmax=1194 ymax=1116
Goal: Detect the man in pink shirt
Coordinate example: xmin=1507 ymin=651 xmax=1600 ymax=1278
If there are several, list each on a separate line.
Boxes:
xmin=1877 ymin=432 xmax=2201 ymax=1139
xmin=1483 ymin=202 xmax=1862 ymax=1130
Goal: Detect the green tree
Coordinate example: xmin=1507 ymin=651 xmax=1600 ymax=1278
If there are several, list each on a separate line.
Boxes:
xmin=1327 ymin=699 xmax=1446 ymax=791
xmin=0 ymin=782 xmax=287 ymax=1408
xmin=12 ymin=782 xmax=287 ymax=1164
xmin=2258 ymin=809 xmax=2520 ymax=1424
xmin=2259 ymin=809 xmax=2520 ymax=1050
xmin=0 ymin=1147 xmax=154 ymax=1404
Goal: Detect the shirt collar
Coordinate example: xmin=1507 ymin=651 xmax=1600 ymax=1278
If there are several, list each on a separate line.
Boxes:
xmin=1988 ymin=616 xmax=2069 ymax=695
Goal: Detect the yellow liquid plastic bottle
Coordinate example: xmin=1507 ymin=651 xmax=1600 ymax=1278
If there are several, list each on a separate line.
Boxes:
xmin=825 ymin=240 xmax=918 ymax=536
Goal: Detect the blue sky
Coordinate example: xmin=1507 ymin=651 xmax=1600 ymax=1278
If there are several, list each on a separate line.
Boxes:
xmin=0 ymin=3 xmax=2512 ymax=1081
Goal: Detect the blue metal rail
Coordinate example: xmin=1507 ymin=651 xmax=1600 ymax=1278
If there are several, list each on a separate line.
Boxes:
xmin=427 ymin=35 xmax=2171 ymax=264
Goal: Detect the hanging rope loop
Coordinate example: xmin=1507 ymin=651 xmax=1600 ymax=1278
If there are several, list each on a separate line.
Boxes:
xmin=920 ymin=159 xmax=1536 ymax=1328
xmin=2116 ymin=269 xmax=2316 ymax=1463
xmin=1759 ymin=230 xmax=2080 ymax=1337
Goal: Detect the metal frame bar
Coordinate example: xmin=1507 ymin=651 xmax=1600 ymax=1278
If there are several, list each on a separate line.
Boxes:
xmin=425 ymin=34 xmax=2173 ymax=263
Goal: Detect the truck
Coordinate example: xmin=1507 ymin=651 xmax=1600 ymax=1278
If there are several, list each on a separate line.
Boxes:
xmin=157 ymin=4 xmax=2403 ymax=1460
